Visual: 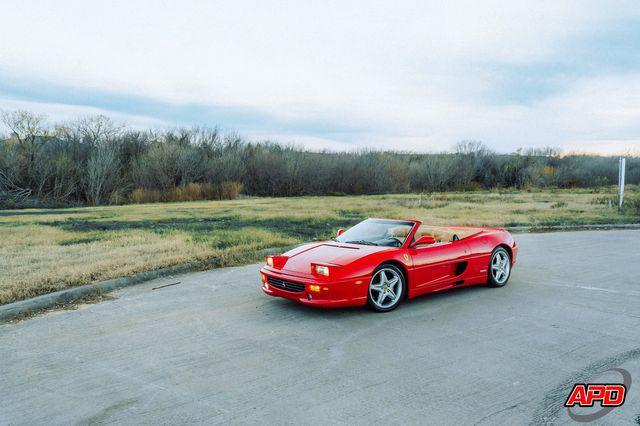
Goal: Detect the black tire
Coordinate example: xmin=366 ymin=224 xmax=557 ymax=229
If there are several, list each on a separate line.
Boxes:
xmin=366 ymin=264 xmax=406 ymax=312
xmin=487 ymin=247 xmax=512 ymax=287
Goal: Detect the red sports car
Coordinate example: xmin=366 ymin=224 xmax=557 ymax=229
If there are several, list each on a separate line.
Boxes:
xmin=260 ymin=218 xmax=517 ymax=312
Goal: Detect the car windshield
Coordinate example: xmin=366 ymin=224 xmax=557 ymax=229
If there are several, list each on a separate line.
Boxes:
xmin=335 ymin=219 xmax=414 ymax=247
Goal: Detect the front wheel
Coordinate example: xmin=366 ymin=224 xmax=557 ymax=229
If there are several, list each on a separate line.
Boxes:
xmin=488 ymin=247 xmax=511 ymax=287
xmin=367 ymin=264 xmax=405 ymax=312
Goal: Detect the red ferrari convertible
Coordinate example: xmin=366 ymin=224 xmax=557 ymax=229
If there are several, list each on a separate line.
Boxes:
xmin=260 ymin=218 xmax=517 ymax=312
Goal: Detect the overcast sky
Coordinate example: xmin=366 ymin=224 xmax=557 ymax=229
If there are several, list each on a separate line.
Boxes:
xmin=1 ymin=0 xmax=639 ymax=154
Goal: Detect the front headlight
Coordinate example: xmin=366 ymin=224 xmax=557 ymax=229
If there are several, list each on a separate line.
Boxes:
xmin=266 ymin=256 xmax=274 ymax=267
xmin=312 ymin=264 xmax=330 ymax=276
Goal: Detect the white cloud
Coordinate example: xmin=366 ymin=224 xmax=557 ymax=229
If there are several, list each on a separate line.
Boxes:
xmin=0 ymin=0 xmax=639 ymax=153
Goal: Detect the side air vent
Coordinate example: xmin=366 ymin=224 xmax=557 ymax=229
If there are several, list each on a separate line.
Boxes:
xmin=455 ymin=262 xmax=468 ymax=276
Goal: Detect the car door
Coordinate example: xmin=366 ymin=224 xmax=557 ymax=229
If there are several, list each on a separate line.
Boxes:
xmin=408 ymin=240 xmax=471 ymax=291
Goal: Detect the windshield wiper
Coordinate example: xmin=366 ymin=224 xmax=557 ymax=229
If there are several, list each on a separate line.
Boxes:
xmin=345 ymin=240 xmax=378 ymax=246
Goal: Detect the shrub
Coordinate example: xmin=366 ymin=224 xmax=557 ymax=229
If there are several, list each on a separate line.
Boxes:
xmin=622 ymin=196 xmax=640 ymax=216
xmin=130 ymin=187 xmax=162 ymax=204
xmin=1 ymin=109 xmax=639 ymax=209
xmin=128 ymin=181 xmax=243 ymax=204
xmin=214 ymin=181 xmax=243 ymax=200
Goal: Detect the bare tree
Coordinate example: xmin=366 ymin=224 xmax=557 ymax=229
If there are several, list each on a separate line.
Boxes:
xmin=2 ymin=108 xmax=640 ymax=208
xmin=75 ymin=115 xmax=123 ymax=145
xmin=1 ymin=109 xmax=48 ymax=169
xmin=86 ymin=142 xmax=119 ymax=205
xmin=1 ymin=110 xmax=47 ymax=142
xmin=454 ymin=140 xmax=491 ymax=156
xmin=0 ymin=110 xmax=50 ymax=201
xmin=425 ymin=154 xmax=455 ymax=191
xmin=0 ymin=170 xmax=32 ymax=206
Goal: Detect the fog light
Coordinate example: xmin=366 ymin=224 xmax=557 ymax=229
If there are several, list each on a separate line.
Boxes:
xmin=307 ymin=293 xmax=313 ymax=300
xmin=264 ymin=282 xmax=269 ymax=290
xmin=261 ymin=273 xmax=267 ymax=283
xmin=309 ymin=285 xmax=320 ymax=292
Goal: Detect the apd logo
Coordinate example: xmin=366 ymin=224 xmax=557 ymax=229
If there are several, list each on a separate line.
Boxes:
xmin=564 ymin=368 xmax=631 ymax=422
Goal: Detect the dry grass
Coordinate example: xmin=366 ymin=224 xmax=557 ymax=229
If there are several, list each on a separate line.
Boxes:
xmin=129 ymin=181 xmax=243 ymax=204
xmin=1 ymin=186 xmax=638 ymax=305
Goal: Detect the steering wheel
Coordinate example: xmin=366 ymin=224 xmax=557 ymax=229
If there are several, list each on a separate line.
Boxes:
xmin=387 ymin=236 xmax=403 ymax=247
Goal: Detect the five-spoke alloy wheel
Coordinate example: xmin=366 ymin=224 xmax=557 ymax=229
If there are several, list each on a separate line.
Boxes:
xmin=488 ymin=247 xmax=511 ymax=287
xmin=367 ymin=264 xmax=405 ymax=312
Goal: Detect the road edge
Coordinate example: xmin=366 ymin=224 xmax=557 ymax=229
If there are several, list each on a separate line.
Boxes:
xmin=2 ymin=224 xmax=639 ymax=322
xmin=507 ymin=223 xmax=640 ymax=233
xmin=0 ymin=246 xmax=288 ymax=323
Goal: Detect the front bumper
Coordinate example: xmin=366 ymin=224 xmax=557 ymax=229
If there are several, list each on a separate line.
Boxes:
xmin=260 ymin=267 xmax=368 ymax=308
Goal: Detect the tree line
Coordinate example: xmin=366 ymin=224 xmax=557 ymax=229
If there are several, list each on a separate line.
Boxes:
xmin=0 ymin=110 xmax=638 ymax=208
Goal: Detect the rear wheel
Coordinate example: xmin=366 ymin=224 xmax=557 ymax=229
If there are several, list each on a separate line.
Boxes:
xmin=488 ymin=247 xmax=511 ymax=287
xmin=367 ymin=264 xmax=405 ymax=312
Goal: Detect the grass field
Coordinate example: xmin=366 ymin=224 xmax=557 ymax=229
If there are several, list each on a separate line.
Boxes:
xmin=1 ymin=187 xmax=638 ymax=305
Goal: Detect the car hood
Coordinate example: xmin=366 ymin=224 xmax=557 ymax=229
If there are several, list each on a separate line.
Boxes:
xmin=280 ymin=241 xmax=390 ymax=275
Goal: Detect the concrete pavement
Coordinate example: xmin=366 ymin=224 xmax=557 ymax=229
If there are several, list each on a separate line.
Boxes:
xmin=1 ymin=230 xmax=639 ymax=424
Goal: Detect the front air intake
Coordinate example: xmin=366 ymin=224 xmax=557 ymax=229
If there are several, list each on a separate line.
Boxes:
xmin=266 ymin=277 xmax=306 ymax=293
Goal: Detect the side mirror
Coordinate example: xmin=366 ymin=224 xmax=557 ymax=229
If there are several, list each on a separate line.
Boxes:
xmin=336 ymin=228 xmax=345 ymax=237
xmin=412 ymin=235 xmax=436 ymax=247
